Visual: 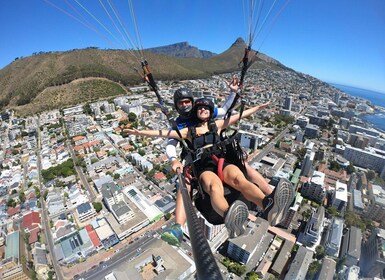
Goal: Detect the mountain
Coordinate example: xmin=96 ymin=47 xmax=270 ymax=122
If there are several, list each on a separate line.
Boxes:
xmin=146 ymin=42 xmax=216 ymax=58
xmin=0 ymin=38 xmax=290 ymax=116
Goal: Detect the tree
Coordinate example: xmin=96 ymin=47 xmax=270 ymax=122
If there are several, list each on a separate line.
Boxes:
xmin=113 ymin=173 xmax=121 ymax=180
xmin=245 ymin=272 xmax=259 ymax=280
xmin=138 ymin=149 xmax=145 ymax=156
xmin=327 ymin=206 xmax=338 ymax=217
xmin=19 ymin=191 xmax=26 ymax=203
xmin=164 ymin=213 xmax=171 ymax=220
xmin=43 ymin=190 xmax=49 ymax=201
xmin=367 ymin=170 xmax=376 ymax=181
xmin=315 ymin=245 xmax=325 ymax=260
xmin=329 ymin=160 xmax=341 ymax=172
xmin=128 ymin=112 xmax=137 ymax=122
xmin=92 ymin=202 xmax=103 ymax=213
xmin=346 ymin=163 xmax=356 ymax=174
xmin=307 ymin=261 xmax=321 ymax=279
xmin=7 ymin=198 xmax=16 ymax=208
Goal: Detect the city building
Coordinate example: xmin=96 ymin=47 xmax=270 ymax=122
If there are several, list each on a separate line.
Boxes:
xmin=325 ymin=217 xmax=344 ymax=258
xmin=296 ymin=116 xmax=309 ymax=129
xmin=349 ymin=124 xmax=380 ymax=138
xmin=76 ymin=202 xmax=97 ymax=223
xmin=332 ymin=181 xmax=348 ymax=211
xmin=304 ymin=124 xmax=320 ymax=139
xmin=360 ymin=228 xmax=385 ymax=278
xmin=284 ymin=246 xmax=314 ymax=280
xmin=284 ymin=96 xmax=292 ymax=111
xmin=364 ymin=184 xmax=385 ymax=223
xmin=92 ymin=218 xmax=120 ymax=249
xmin=300 ymin=150 xmax=315 ymax=177
xmin=297 ymin=206 xmax=325 ymax=247
xmin=300 ymin=171 xmax=326 ymax=203
xmin=54 ymin=228 xmax=95 ymax=264
xmin=352 ymin=189 xmax=365 ymax=215
xmin=227 ymin=219 xmax=270 ymax=265
xmin=340 ymin=226 xmax=362 ymax=267
xmin=239 ymin=130 xmax=262 ymax=150
xmin=316 ymin=257 xmax=336 ymax=280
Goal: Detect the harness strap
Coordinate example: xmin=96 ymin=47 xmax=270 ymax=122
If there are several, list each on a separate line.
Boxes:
xmin=211 ymin=155 xmax=225 ymax=182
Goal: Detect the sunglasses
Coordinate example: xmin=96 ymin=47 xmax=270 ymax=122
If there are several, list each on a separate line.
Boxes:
xmin=197 ymin=106 xmax=210 ymax=111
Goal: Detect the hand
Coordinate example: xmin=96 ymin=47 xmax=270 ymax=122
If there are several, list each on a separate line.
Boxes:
xmin=225 ymin=75 xmax=240 ymax=93
xmin=183 ymin=166 xmax=193 ymax=185
xmin=171 ymin=159 xmax=183 ymax=173
xmin=259 ymin=101 xmax=271 ymax=109
xmin=123 ymin=128 xmax=140 ymax=135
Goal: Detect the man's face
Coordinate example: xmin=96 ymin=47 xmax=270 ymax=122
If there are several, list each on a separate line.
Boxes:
xmin=177 ymin=98 xmax=193 ymax=110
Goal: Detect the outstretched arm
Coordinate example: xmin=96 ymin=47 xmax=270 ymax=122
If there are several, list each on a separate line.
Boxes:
xmin=124 ymin=128 xmax=188 ymax=140
xmin=215 ymin=101 xmax=271 ymax=130
xmin=215 ymin=76 xmax=239 ymax=118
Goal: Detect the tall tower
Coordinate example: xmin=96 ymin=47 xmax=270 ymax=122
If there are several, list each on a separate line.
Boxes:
xmin=360 ymin=228 xmax=385 ymax=278
xmin=284 ymin=96 xmax=292 ymax=111
xmin=334 ymin=91 xmax=340 ymax=106
xmin=300 ymin=150 xmax=315 ymax=177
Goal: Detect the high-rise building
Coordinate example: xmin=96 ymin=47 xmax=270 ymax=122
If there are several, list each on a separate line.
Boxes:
xmin=300 ymin=150 xmax=315 ymax=177
xmin=297 ymin=206 xmax=325 ymax=246
xmin=360 ymin=228 xmax=385 ymax=278
xmin=334 ymin=91 xmax=341 ymax=106
xmin=325 ymin=217 xmax=344 ymax=258
xmin=364 ymin=184 xmax=385 ymax=223
xmin=301 ymin=171 xmax=326 ymax=203
xmin=284 ymin=96 xmax=293 ymax=111
xmin=340 ymin=226 xmax=362 ymax=267
xmin=332 ymin=181 xmax=348 ymax=211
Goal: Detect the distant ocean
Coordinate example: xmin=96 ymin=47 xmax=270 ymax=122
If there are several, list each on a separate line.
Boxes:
xmin=331 ymin=83 xmax=385 ymax=132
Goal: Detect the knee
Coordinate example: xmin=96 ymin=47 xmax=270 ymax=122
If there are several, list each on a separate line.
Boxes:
xmin=204 ymin=182 xmax=223 ymax=196
xmin=232 ymin=173 xmax=246 ymax=189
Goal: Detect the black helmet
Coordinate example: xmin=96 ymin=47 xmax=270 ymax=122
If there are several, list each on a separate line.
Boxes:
xmin=193 ymin=97 xmax=215 ymax=119
xmin=173 ymin=88 xmax=194 ymax=116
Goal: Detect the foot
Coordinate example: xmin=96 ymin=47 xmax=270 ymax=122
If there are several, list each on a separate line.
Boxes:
xmin=262 ymin=178 xmax=295 ymax=227
xmin=161 ymin=223 xmax=183 ymax=247
xmin=224 ymin=200 xmax=249 ymax=238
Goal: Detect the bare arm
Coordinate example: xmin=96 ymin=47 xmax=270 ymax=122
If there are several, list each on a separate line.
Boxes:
xmin=215 ymin=101 xmax=271 ymax=130
xmin=215 ymin=76 xmax=239 ymax=118
xmin=124 ymin=128 xmax=188 ymax=140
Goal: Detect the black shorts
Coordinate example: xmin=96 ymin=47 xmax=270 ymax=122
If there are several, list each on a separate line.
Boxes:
xmin=195 ymin=157 xmax=229 ymax=178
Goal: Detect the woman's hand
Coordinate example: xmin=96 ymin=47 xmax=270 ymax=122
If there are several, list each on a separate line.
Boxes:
xmin=259 ymin=101 xmax=271 ymax=110
xmin=225 ymin=75 xmax=240 ymax=93
xmin=123 ymin=128 xmax=140 ymax=135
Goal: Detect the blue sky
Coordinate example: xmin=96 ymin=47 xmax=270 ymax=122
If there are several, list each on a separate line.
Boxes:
xmin=1 ymin=0 xmax=385 ymax=93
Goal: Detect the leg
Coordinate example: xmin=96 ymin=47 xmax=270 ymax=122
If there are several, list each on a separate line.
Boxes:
xmin=200 ymin=170 xmax=248 ymax=238
xmin=161 ymin=181 xmax=189 ymax=246
xmin=223 ymin=164 xmax=266 ymax=208
xmin=175 ymin=184 xmax=187 ymax=226
xmin=199 ymin=170 xmax=228 ymax=216
xmin=245 ymin=162 xmax=272 ymax=195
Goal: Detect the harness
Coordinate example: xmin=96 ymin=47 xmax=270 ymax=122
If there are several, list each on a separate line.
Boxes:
xmin=184 ymin=120 xmax=247 ymax=184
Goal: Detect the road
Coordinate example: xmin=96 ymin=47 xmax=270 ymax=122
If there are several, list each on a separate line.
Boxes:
xmin=36 ymin=119 xmax=64 ymax=280
xmin=67 ymin=140 xmax=97 ymax=201
xmin=78 ymin=233 xmax=155 ymax=280
xmin=250 ymin=126 xmax=289 ymax=164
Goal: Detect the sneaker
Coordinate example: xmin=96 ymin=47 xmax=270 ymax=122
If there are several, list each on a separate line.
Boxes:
xmin=161 ymin=223 xmax=183 ymax=247
xmin=224 ymin=200 xmax=249 ymax=238
xmin=262 ymin=178 xmax=295 ymax=227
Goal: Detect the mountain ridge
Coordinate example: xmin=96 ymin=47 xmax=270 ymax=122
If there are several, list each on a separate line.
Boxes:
xmin=0 ymin=38 xmax=292 ymax=116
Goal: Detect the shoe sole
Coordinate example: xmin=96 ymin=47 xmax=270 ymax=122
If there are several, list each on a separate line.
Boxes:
xmin=268 ymin=179 xmax=295 ymax=227
xmin=225 ymin=200 xmax=249 ymax=238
